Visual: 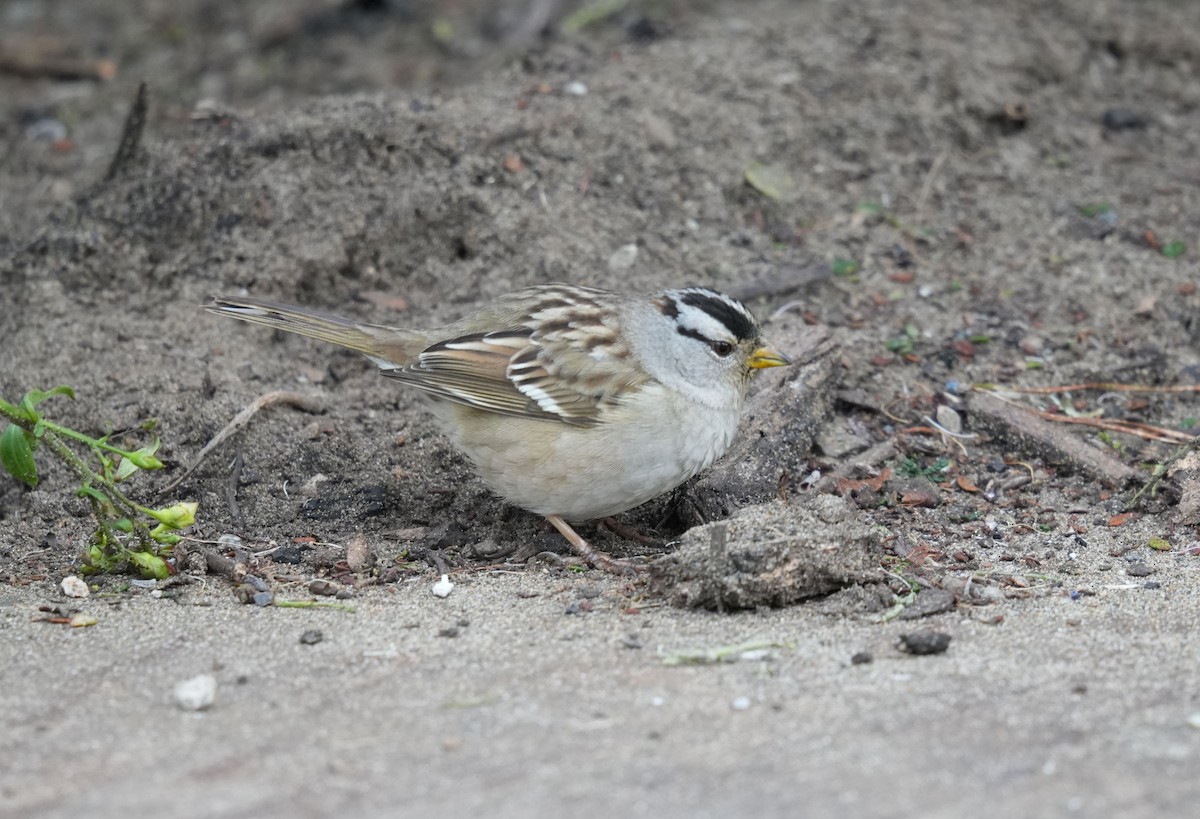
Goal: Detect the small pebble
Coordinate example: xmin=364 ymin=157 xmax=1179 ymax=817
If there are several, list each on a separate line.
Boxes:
xmin=1187 ymin=713 xmax=1200 ymax=730
xmin=899 ymin=630 xmax=952 ymax=656
xmin=299 ymin=629 xmax=323 ymax=645
xmin=935 ymin=405 xmax=962 ymax=435
xmin=26 ymin=117 xmax=68 ymax=142
xmin=731 ymin=696 xmax=752 ymax=711
xmin=1101 ymin=108 xmax=1147 ymax=131
xmin=217 ymin=533 xmax=243 ymax=548
xmin=432 ymin=574 xmax=455 ymax=598
xmin=60 ymin=576 xmax=89 ymax=598
xmin=850 ymin=651 xmax=873 ymax=665
xmin=174 ymin=674 xmax=217 ymax=711
xmin=252 ymin=591 xmax=274 ymax=607
xmin=564 ymin=81 xmax=588 ymax=96
xmin=309 ymin=579 xmax=340 ymax=597
xmin=1144 ymin=581 xmax=1162 ymax=590
xmin=1126 ymin=563 xmax=1153 ymax=577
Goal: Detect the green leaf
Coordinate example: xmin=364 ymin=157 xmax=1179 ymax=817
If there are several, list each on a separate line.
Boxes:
xmin=17 ymin=385 xmax=75 ymax=419
xmin=82 ymin=543 xmax=121 ymax=574
xmin=831 ymin=258 xmax=860 ymax=277
xmin=143 ymin=501 xmax=198 ymax=529
xmin=561 ymin=0 xmax=629 ymax=34
xmin=126 ymin=441 xmax=163 ymax=470
xmin=114 ymin=457 xmax=140 ymax=482
xmin=128 ymin=551 xmax=169 ymax=580
xmin=1077 ymin=203 xmax=1112 ymax=217
xmin=0 ymin=424 xmax=38 ymax=487
xmin=76 ymin=485 xmax=108 ymax=503
xmin=1162 ymin=241 xmax=1186 ymax=259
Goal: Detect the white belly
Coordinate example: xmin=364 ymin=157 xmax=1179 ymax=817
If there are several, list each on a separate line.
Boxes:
xmin=427 ymin=385 xmax=742 ymax=521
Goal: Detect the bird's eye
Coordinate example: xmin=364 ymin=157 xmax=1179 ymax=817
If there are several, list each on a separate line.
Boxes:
xmin=709 ymin=340 xmax=735 ymax=357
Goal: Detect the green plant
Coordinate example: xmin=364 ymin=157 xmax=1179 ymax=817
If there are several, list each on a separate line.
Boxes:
xmin=897 ymin=456 xmax=950 ymax=479
xmin=0 ymin=385 xmax=197 ymax=578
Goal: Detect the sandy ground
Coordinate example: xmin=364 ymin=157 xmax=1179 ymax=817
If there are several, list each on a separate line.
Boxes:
xmin=3 ymin=0 xmax=1200 ymax=816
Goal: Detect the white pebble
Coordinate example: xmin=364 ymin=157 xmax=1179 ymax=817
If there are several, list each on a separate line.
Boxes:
xmin=432 ymin=574 xmax=455 ymax=598
xmin=174 ymin=674 xmax=217 ymax=711
xmin=935 ymin=405 xmax=962 ymax=435
xmin=61 ymin=576 xmax=89 ymax=598
xmin=1188 ymin=712 xmax=1200 ymax=730
xmin=731 ymin=696 xmax=752 ymax=711
xmin=564 ymin=81 xmax=588 ymax=96
xmin=607 ymin=243 xmax=639 ymax=271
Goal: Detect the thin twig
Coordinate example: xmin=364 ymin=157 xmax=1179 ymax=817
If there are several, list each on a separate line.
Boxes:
xmin=225 ymin=451 xmax=244 ymax=533
xmin=977 ymin=382 xmax=1200 ymax=395
xmin=106 ymin=81 xmax=149 ymax=181
xmin=0 ymin=52 xmax=116 ymax=82
xmin=915 ymin=149 xmax=950 ymax=223
xmin=157 ymin=391 xmax=326 ymax=495
xmin=1126 ymin=436 xmax=1200 ymax=511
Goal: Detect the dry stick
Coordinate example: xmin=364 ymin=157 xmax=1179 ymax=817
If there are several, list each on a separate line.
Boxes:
xmin=980 ymin=382 xmax=1200 ymax=395
xmin=914 ymin=149 xmax=950 ymax=224
xmin=0 ymin=52 xmax=116 ymax=82
xmin=157 ymin=391 xmax=327 ymax=495
xmin=226 ymin=451 xmax=245 ymax=533
xmin=1033 ymin=412 xmax=1194 ymax=444
xmin=974 ymin=386 xmax=1196 ymax=443
xmin=105 ymin=81 xmax=148 ymax=181
xmin=1126 ymin=435 xmax=1200 ymax=511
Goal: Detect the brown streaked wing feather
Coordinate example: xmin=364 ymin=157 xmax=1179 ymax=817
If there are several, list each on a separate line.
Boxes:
xmin=380 ymin=321 xmax=648 ymax=426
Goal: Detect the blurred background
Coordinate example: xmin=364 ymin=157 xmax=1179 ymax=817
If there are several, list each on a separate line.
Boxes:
xmin=0 ymin=0 xmax=708 ymax=242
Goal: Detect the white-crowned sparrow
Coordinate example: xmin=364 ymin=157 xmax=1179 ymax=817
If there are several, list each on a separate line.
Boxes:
xmin=208 ymin=283 xmax=790 ymax=571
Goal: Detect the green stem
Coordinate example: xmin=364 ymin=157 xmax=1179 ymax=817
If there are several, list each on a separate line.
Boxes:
xmin=0 ymin=399 xmax=160 ymax=555
xmin=37 ymin=428 xmax=155 ymax=549
xmin=37 ymin=418 xmax=137 ymax=459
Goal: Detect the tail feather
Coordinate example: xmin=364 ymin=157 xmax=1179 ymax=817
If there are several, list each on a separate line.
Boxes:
xmin=207 ymin=296 xmax=422 ymax=367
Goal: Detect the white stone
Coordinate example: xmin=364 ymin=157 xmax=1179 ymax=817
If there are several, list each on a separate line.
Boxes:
xmin=432 ymin=574 xmax=455 ymax=598
xmin=61 ymin=576 xmax=89 ymax=598
xmin=174 ymin=674 xmax=217 ymax=711
xmin=607 ymin=243 xmax=639 ymax=271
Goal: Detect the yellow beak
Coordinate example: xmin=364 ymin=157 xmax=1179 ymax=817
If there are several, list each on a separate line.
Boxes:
xmin=748 ymin=346 xmax=792 ymax=369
